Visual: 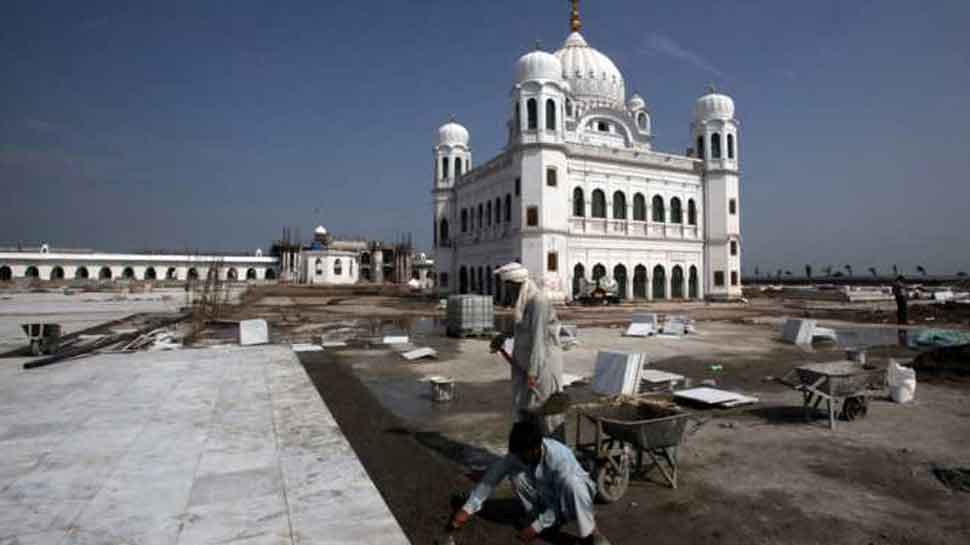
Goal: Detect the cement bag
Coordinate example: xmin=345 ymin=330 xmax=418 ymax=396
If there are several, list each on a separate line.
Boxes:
xmin=887 ymin=359 xmax=916 ymax=404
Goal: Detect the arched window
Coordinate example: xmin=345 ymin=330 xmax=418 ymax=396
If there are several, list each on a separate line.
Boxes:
xmin=591 ymin=189 xmax=606 ymax=218
xmin=24 ymin=266 xmax=38 ymax=279
xmin=485 ymin=202 xmax=492 ymax=226
xmin=361 ymin=252 xmax=371 ymax=265
xmin=727 ymin=134 xmax=735 ymax=159
xmin=687 ymin=199 xmax=697 ymax=225
xmin=50 ymin=266 xmax=64 ymax=280
xmin=633 ymin=265 xmax=647 ymax=298
xmin=455 ymin=157 xmax=462 ymax=177
xmin=495 ymin=198 xmax=501 ymax=224
xmin=442 ymin=157 xmax=450 ymax=179
xmin=459 ymin=266 xmax=468 ymax=293
xmin=689 ymin=266 xmax=699 ymax=298
xmin=461 ymin=209 xmax=468 ymax=232
xmin=265 ymin=268 xmax=277 ymax=280
xmin=315 ymin=258 xmax=323 ymax=275
xmin=633 ymin=193 xmax=646 ymax=221
xmin=592 ymin=263 xmax=607 ymax=281
xmin=652 ymin=195 xmax=665 ymax=222
xmin=122 ymin=267 xmax=135 ymax=279
xmin=227 ymin=268 xmax=238 ymax=281
xmin=652 ymin=265 xmax=666 ymax=299
xmin=637 ymin=112 xmax=647 ymax=130
xmin=613 ymin=264 xmax=628 ymax=299
xmin=144 ymin=267 xmax=156 ymax=280
xmin=572 ymin=188 xmax=585 ymax=217
xmin=334 ymin=259 xmax=343 ymax=276
xmin=505 ymin=194 xmax=512 ymax=222
xmin=76 ymin=267 xmax=90 ymax=280
xmin=696 ymin=135 xmax=705 ymax=159
xmin=545 ymin=99 xmax=556 ymax=130
xmin=0 ymin=266 xmax=11 ymax=282
xmin=612 ymin=191 xmax=627 ymax=219
xmin=477 ymin=204 xmax=484 ymax=229
xmin=711 ymin=133 xmax=722 ymax=159
xmin=246 ymin=268 xmax=257 ymax=280
xmin=572 ymin=263 xmax=585 ymax=297
xmin=671 ymin=266 xmax=685 ymax=298
xmin=527 ymin=98 xmax=538 ymax=130
xmin=670 ymin=197 xmax=683 ymax=224
xmin=101 ymin=267 xmax=114 ymax=280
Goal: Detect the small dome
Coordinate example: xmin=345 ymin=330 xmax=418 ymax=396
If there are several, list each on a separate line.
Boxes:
xmin=515 ymin=49 xmax=563 ymax=83
xmin=627 ymin=93 xmax=646 ymax=111
xmin=555 ymin=32 xmax=625 ymax=107
xmin=314 ymin=225 xmax=328 ymax=236
xmin=437 ymin=120 xmax=469 ymax=147
xmin=695 ymin=90 xmax=735 ymax=121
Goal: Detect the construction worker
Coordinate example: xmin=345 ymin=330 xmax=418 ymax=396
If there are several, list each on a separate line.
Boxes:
xmin=451 ymin=420 xmax=610 ymax=544
xmin=492 ymin=262 xmax=565 ymax=438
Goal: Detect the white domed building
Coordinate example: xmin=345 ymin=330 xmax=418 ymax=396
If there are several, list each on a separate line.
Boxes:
xmin=432 ymin=2 xmax=742 ymax=301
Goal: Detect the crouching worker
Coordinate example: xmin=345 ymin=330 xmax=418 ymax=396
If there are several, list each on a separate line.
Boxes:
xmin=450 ymin=420 xmax=610 ymax=544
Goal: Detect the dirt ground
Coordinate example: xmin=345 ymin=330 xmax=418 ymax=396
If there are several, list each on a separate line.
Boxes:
xmin=246 ymin=288 xmax=970 ymax=545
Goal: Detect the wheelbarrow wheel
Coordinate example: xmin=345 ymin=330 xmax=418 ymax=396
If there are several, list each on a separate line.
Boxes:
xmin=842 ymin=396 xmax=868 ymax=421
xmin=595 ymin=449 xmax=630 ymax=504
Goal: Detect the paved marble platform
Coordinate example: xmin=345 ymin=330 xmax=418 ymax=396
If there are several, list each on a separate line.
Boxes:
xmin=0 ymin=346 xmax=410 ymax=545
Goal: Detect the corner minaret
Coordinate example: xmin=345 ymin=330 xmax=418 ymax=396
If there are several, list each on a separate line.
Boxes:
xmin=694 ymin=86 xmax=742 ymax=299
xmin=431 ymin=118 xmax=469 ymax=290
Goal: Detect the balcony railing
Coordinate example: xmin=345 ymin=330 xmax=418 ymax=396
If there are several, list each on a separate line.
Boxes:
xmin=569 ymin=217 xmax=701 ymax=240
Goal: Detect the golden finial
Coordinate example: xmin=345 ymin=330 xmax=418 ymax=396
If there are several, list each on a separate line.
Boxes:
xmin=570 ymin=0 xmax=582 ymax=33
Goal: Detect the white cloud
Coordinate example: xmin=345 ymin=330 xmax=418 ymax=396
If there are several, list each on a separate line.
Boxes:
xmin=641 ymin=33 xmax=723 ymax=77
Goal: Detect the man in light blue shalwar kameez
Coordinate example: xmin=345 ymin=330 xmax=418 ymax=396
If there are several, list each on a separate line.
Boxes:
xmin=451 ymin=420 xmax=610 ymax=544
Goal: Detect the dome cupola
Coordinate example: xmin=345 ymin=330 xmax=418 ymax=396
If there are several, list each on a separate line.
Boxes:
xmin=554 ymin=32 xmax=625 ymax=108
xmin=627 ymin=93 xmax=646 ymax=111
xmin=694 ymin=87 xmax=735 ymax=121
xmin=436 ymin=119 xmax=470 ymax=147
xmin=516 ymin=48 xmax=564 ymax=83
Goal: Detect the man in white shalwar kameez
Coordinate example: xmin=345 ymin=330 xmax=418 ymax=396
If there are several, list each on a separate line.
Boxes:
xmin=493 ymin=262 xmax=565 ymax=437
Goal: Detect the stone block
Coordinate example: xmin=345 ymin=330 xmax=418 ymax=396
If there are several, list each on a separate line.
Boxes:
xmin=239 ymin=319 xmax=269 ymax=346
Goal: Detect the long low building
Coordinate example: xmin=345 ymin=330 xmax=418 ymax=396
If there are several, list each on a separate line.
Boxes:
xmin=0 ymin=245 xmax=279 ymax=282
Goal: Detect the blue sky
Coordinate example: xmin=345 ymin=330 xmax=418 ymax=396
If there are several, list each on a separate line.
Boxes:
xmin=2 ymin=0 xmax=968 ymax=276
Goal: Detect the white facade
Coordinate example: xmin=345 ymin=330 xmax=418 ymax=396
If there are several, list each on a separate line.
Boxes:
xmin=301 ymin=250 xmax=359 ymax=285
xmin=0 ymin=248 xmax=278 ymax=283
xmin=432 ymin=8 xmax=742 ymax=301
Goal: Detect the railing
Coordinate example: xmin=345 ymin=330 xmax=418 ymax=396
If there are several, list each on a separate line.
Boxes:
xmin=569 ymin=217 xmax=703 ymax=240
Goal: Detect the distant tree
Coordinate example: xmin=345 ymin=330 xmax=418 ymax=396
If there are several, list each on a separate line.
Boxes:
xmin=916 ymin=265 xmax=927 ymax=276
xmin=805 ymin=265 xmax=812 ymax=279
xmin=833 ymin=271 xmax=844 ymax=277
xmin=844 ymin=264 xmax=853 ymax=277
xmin=785 ymin=271 xmax=793 ymax=277
xmin=823 ymin=265 xmax=833 ymax=277
xmin=868 ymin=267 xmax=878 ymax=278
xmin=754 ymin=266 xmax=760 ymax=277
xmin=776 ymin=269 xmax=783 ymax=280
xmin=957 ymin=272 xmax=968 ymax=277
xmin=892 ymin=264 xmax=899 ymax=276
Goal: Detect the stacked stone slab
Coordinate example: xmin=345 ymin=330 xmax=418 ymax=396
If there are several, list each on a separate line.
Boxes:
xmin=446 ymin=295 xmax=495 ymax=337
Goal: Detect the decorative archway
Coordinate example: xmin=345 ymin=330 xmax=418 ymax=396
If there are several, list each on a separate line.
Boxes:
xmin=50 ymin=266 xmax=65 ymax=280
xmin=0 ymin=266 xmax=12 ymax=281
xmin=689 ymin=266 xmax=699 ymax=299
xmin=459 ymin=266 xmax=468 ymax=294
xmin=652 ymin=265 xmax=666 ymax=300
xmin=227 ymin=268 xmax=238 ymax=281
xmin=592 ymin=263 xmax=606 ymax=282
xmin=264 ymin=268 xmax=277 ymax=280
xmin=99 ymin=267 xmax=112 ymax=280
xmin=633 ymin=265 xmax=647 ymax=298
xmin=144 ymin=267 xmax=157 ymax=280
xmin=246 ymin=268 xmax=257 ymax=280
xmin=25 ymin=266 xmax=39 ymax=279
xmin=75 ymin=267 xmax=89 ymax=280
xmin=572 ymin=263 xmax=585 ymax=297
xmin=166 ymin=267 xmax=178 ymax=280
xmin=671 ymin=266 xmax=685 ymax=299
xmin=187 ymin=268 xmax=199 ymax=281
xmin=122 ymin=267 xmax=135 ymax=280
xmin=613 ymin=264 xmax=628 ymax=299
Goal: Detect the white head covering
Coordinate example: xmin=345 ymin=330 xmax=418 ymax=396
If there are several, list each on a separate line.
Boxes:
xmin=495 ymin=262 xmax=537 ymax=322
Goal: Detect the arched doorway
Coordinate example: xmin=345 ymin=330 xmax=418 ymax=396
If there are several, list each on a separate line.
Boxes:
xmin=144 ymin=267 xmax=157 ymax=280
xmin=671 ymin=266 xmax=685 ymax=298
xmin=652 ymin=265 xmax=666 ymax=299
xmin=633 ymin=265 xmax=647 ymax=298
xmin=592 ymin=263 xmax=606 ymax=282
xmin=187 ymin=268 xmax=199 ymax=281
xmin=166 ymin=267 xmax=178 ymax=280
xmin=485 ymin=266 xmax=492 ymax=295
xmin=689 ymin=266 xmax=699 ymax=299
xmin=246 ymin=268 xmax=257 ymax=280
xmin=459 ymin=266 xmax=468 ymax=294
xmin=264 ymin=269 xmax=277 ymax=280
xmin=25 ymin=266 xmax=39 ymax=279
xmin=50 ymin=266 xmax=65 ymax=280
xmin=227 ymin=268 xmax=238 ymax=281
xmin=0 ymin=266 xmax=12 ymax=281
xmin=122 ymin=267 xmax=135 ymax=280
xmin=613 ymin=264 xmax=628 ymax=300
xmin=572 ymin=263 xmax=585 ymax=297
xmin=495 ymin=273 xmax=503 ymax=304
xmin=99 ymin=267 xmax=112 ymax=280
xmin=478 ymin=267 xmax=485 ymax=294
xmin=75 ymin=267 xmax=89 ymax=280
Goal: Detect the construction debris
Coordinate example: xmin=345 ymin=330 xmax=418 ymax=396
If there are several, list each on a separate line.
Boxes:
xmin=592 ymin=351 xmax=648 ymax=396
xmin=674 ymin=387 xmax=759 ymax=408
xmin=402 ymin=347 xmax=437 ymax=360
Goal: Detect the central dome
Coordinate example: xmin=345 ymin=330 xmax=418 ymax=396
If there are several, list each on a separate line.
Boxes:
xmin=555 ymin=32 xmax=625 ymax=107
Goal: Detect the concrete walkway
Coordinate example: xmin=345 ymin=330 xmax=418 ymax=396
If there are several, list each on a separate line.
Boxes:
xmin=0 ymin=346 xmax=410 ymax=545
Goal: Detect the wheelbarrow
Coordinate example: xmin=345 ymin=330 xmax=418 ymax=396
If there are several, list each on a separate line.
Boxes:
xmin=777 ymin=361 xmax=880 ymax=430
xmin=574 ymin=399 xmax=690 ymax=502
